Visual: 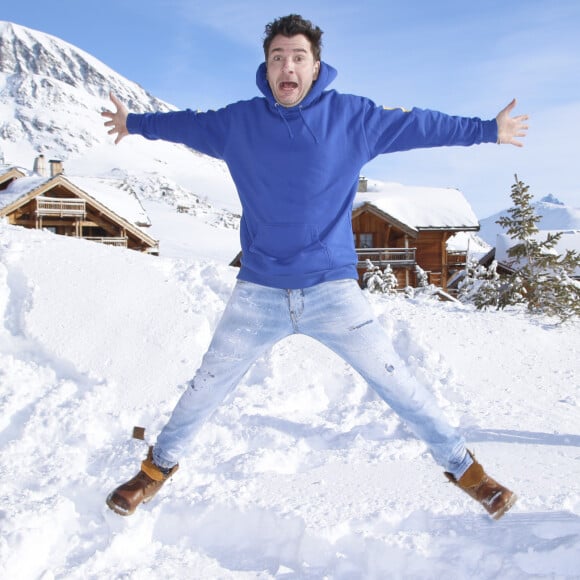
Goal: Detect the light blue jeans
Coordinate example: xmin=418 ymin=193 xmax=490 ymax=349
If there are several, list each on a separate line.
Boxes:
xmin=153 ymin=279 xmax=472 ymax=478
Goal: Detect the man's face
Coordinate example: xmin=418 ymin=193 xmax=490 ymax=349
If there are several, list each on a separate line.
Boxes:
xmin=266 ymin=34 xmax=320 ymax=107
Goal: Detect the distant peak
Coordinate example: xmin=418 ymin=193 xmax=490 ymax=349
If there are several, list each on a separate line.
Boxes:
xmin=539 ymin=194 xmax=564 ymax=206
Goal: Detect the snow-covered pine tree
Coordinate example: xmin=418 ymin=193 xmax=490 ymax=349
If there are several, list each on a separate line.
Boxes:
xmin=458 ymin=257 xmax=480 ymax=302
xmin=415 ymin=265 xmax=429 ymax=288
xmin=496 ymin=176 xmax=580 ymax=321
xmin=381 ymin=263 xmax=399 ymax=294
xmin=363 ymin=260 xmax=398 ymax=294
xmin=458 ymin=258 xmax=502 ymax=308
xmin=363 ymin=259 xmax=385 ymax=293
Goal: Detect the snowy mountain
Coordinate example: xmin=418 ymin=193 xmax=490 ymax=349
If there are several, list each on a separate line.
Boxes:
xmin=0 ymin=20 xmax=172 ymax=145
xmin=0 ymin=20 xmax=240 ymax=221
xmin=478 ymin=195 xmax=580 ymax=246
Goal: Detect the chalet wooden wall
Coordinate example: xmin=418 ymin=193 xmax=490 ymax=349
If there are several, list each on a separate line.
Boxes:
xmin=352 ymin=212 xmax=408 ymax=248
xmin=415 ymin=231 xmax=449 ymax=288
xmin=416 ymin=231 xmax=445 ymax=272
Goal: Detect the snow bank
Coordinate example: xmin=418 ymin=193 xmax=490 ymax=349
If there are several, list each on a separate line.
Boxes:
xmin=1 ymin=221 xmax=579 ymax=579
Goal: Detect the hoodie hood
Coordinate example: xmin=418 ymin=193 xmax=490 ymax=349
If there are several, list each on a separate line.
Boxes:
xmin=256 ymin=61 xmax=338 ymax=109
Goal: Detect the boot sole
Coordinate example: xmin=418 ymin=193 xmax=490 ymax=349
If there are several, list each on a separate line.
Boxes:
xmin=491 ymin=492 xmax=518 ymax=520
xmin=106 ymin=491 xmax=157 ymax=516
xmin=106 ymin=492 xmax=139 ymax=516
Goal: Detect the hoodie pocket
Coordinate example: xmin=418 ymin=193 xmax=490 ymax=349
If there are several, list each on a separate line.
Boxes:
xmin=249 ymin=223 xmax=331 ymax=270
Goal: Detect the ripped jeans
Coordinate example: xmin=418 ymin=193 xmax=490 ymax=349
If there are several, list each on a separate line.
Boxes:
xmin=153 ymin=279 xmax=471 ymax=478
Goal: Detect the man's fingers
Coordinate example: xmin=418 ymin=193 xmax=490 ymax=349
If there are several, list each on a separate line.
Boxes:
xmin=102 ymin=92 xmax=128 ymax=145
xmin=109 ymin=92 xmax=122 ymax=109
xmin=505 ymin=98 xmax=517 ymax=112
xmin=497 ymin=98 xmax=518 ymax=120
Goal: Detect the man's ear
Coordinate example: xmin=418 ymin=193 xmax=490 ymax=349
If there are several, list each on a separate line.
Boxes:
xmin=314 ymin=61 xmax=320 ymax=80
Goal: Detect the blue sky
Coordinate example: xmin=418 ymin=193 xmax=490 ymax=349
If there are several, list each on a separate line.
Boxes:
xmin=3 ymin=0 xmax=579 ymax=217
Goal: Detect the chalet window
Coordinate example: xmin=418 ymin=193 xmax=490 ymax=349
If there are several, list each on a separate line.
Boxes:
xmin=359 ymin=233 xmax=374 ymax=248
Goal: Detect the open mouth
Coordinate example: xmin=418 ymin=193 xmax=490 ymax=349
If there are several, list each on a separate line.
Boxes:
xmin=279 ymin=81 xmax=298 ymax=91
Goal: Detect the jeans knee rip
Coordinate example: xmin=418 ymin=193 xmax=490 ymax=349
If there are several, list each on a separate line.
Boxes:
xmin=348 ymin=319 xmax=373 ymax=331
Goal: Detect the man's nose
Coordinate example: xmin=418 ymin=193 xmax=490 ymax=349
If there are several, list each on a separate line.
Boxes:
xmin=282 ymin=58 xmax=295 ymax=72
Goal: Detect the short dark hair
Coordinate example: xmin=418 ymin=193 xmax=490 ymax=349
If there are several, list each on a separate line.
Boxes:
xmin=263 ymin=14 xmax=323 ymax=62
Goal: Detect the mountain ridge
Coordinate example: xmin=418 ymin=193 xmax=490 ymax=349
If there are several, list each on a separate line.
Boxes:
xmin=0 ymin=20 xmax=171 ymax=111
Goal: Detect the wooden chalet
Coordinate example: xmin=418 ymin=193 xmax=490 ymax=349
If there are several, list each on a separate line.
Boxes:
xmin=0 ymin=158 xmax=158 ymax=254
xmin=352 ymin=179 xmax=479 ymax=290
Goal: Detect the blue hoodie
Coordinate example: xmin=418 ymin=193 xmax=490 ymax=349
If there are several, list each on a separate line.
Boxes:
xmin=127 ymin=62 xmax=497 ymax=289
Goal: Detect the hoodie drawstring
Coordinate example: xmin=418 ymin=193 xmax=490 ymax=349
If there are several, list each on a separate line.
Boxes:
xmin=299 ymin=107 xmax=320 ymax=144
xmin=275 ymin=105 xmax=295 ymax=139
xmin=274 ymin=104 xmax=320 ymax=143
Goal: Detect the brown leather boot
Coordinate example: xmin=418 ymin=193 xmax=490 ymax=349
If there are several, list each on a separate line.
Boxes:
xmin=106 ymin=447 xmax=179 ymax=516
xmin=445 ymin=452 xmax=517 ymax=520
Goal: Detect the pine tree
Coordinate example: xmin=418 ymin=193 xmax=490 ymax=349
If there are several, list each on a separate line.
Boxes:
xmin=495 ymin=176 xmax=580 ymax=321
xmin=363 ymin=260 xmax=398 ymax=294
xmin=363 ymin=260 xmax=381 ymax=293
xmin=458 ymin=258 xmax=502 ymax=309
xmin=381 ymin=263 xmax=399 ymax=294
xmin=415 ymin=265 xmax=429 ymax=288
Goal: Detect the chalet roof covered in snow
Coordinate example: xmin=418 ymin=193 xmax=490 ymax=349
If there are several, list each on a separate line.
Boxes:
xmin=354 ymin=180 xmax=479 ymax=231
xmin=0 ymin=174 xmax=47 ymax=207
xmin=67 ymin=175 xmax=150 ymax=227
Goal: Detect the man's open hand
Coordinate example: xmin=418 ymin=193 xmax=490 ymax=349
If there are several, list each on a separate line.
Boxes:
xmin=101 ymin=92 xmax=129 ymax=145
xmin=496 ymin=99 xmax=529 ymax=147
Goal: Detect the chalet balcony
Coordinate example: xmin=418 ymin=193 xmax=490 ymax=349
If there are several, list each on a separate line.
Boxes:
xmin=356 ymin=247 xmax=416 ymax=268
xmin=85 ymin=237 xmax=128 ymax=247
xmin=36 ymin=196 xmax=86 ymax=217
xmin=447 ymin=250 xmax=469 ymax=268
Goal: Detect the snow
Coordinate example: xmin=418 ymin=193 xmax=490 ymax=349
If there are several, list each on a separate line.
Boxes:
xmin=1 ymin=209 xmax=580 ymax=579
xmin=446 ymin=231 xmax=490 ymax=257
